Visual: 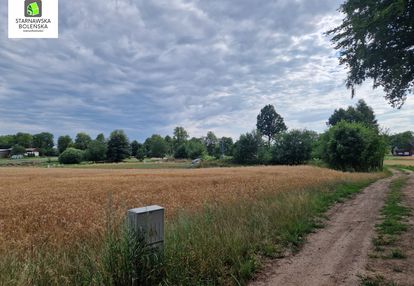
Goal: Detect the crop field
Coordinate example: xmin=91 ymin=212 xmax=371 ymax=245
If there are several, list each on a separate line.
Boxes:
xmin=0 ymin=166 xmax=379 ymax=253
xmin=384 ymin=155 xmax=414 ymax=166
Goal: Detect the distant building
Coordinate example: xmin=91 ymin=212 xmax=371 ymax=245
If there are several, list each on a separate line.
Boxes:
xmin=25 ymin=148 xmax=40 ymax=157
xmin=0 ymin=148 xmax=40 ymax=158
xmin=393 ymin=141 xmax=414 ymax=156
xmin=0 ymin=149 xmax=10 ymax=158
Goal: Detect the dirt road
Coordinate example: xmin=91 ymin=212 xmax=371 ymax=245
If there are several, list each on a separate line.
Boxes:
xmin=250 ymin=173 xmax=399 ymax=286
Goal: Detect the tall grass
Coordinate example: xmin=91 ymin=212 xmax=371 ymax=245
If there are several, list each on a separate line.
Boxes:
xmin=0 ymin=178 xmax=382 ymax=286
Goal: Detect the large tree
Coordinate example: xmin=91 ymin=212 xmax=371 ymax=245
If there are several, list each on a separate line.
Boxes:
xmin=144 ymin=135 xmax=168 ymax=158
xmin=85 ymin=139 xmax=107 ymax=162
xmin=15 ymin=132 xmax=32 ymax=148
xmin=256 ymin=105 xmax=287 ymax=144
xmin=328 ymin=99 xmax=378 ymax=129
xmin=328 ymin=0 xmax=414 ymax=107
xmin=204 ymin=131 xmax=218 ymax=157
xmin=173 ymin=127 xmax=189 ymax=151
xmin=389 ymin=131 xmax=414 ymax=152
xmin=107 ymin=130 xmax=130 ymax=162
xmin=57 ymin=135 xmax=73 ymax=154
xmin=33 ymin=132 xmax=54 ymax=155
xmin=74 ymin=133 xmax=92 ymax=150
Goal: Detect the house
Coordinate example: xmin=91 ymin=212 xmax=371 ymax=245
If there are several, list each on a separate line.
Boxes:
xmin=25 ymin=148 xmax=40 ymax=157
xmin=393 ymin=140 xmax=414 ymax=156
xmin=0 ymin=149 xmax=11 ymax=158
xmin=0 ymin=148 xmax=40 ymax=158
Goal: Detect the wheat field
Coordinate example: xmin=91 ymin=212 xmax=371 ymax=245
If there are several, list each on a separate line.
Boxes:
xmin=0 ymin=166 xmax=379 ymax=252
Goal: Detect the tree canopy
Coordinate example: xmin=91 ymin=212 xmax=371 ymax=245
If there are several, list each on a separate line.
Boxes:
xmin=57 ymin=135 xmax=73 ymax=154
xmin=328 ymin=0 xmax=414 ymax=107
xmin=256 ymin=105 xmax=287 ymax=144
xmin=107 ymin=130 xmax=130 ymax=162
xmin=328 ymin=99 xmax=378 ymax=129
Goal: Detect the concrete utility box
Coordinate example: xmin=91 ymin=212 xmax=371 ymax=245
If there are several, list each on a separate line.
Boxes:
xmin=127 ymin=205 xmax=164 ymax=248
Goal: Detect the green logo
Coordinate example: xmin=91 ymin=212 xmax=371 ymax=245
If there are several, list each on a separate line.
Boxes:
xmin=25 ymin=0 xmax=42 ymax=17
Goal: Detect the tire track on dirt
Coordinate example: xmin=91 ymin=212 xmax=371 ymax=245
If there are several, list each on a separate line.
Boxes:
xmin=250 ymin=173 xmax=399 ymax=286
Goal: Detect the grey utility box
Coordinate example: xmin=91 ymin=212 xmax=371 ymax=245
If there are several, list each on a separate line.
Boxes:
xmin=127 ymin=205 xmax=164 ymax=248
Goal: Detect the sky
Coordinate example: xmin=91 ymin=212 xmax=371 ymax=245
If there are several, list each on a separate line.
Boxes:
xmin=0 ymin=0 xmax=413 ymax=142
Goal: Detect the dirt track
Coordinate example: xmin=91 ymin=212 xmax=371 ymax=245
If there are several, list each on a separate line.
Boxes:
xmin=250 ymin=173 xmax=399 ymax=286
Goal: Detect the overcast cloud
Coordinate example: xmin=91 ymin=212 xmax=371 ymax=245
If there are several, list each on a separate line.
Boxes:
xmin=0 ymin=0 xmax=412 ymax=141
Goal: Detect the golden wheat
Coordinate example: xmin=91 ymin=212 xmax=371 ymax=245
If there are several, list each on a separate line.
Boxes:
xmin=0 ymin=166 xmax=379 ymax=251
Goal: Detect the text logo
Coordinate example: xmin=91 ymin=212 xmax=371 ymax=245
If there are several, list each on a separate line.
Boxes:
xmin=8 ymin=0 xmax=58 ymax=38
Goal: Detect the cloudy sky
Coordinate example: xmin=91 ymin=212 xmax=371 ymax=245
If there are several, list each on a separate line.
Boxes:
xmin=1 ymin=0 xmax=412 ymax=141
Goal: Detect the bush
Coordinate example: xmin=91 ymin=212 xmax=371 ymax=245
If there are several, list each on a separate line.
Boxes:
xmin=320 ymin=121 xmax=386 ymax=172
xmin=272 ymin=130 xmax=315 ymax=165
xmin=58 ymin=148 xmax=84 ymax=164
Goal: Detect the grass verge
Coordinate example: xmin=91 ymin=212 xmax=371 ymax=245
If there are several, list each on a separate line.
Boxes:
xmin=1 ymin=176 xmax=384 ymax=286
xmin=361 ymin=174 xmax=410 ymax=286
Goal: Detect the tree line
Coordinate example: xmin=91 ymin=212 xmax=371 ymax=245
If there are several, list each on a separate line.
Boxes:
xmin=0 ymin=99 xmax=411 ymax=171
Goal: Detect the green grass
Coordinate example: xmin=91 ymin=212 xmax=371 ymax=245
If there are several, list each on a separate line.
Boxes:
xmin=0 ymin=157 xmax=58 ymax=167
xmin=376 ymin=176 xmax=410 ymax=238
xmin=361 ymin=175 xmax=410 ymax=285
xmin=0 ymin=175 xmax=384 ymax=286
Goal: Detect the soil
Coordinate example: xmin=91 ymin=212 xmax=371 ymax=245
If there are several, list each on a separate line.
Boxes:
xmin=250 ymin=173 xmax=401 ymax=286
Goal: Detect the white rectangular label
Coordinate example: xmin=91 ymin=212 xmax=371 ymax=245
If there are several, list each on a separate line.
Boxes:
xmin=8 ymin=0 xmax=58 ymax=38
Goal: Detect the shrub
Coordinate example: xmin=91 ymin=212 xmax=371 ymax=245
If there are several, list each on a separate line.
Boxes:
xmin=272 ymin=130 xmax=315 ymax=165
xmin=320 ymin=121 xmax=386 ymax=172
xmin=58 ymin=148 xmax=84 ymax=164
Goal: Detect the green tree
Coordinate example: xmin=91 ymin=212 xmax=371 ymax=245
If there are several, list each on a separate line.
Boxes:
xmin=320 ymin=121 xmax=386 ymax=171
xmin=233 ymin=131 xmax=263 ymax=164
xmin=59 ymin=148 xmax=84 ymax=164
xmin=0 ymin=135 xmax=15 ymax=149
xmin=74 ymin=133 xmax=92 ymax=150
xmin=173 ymin=127 xmax=189 ymax=152
xmin=272 ymin=130 xmax=316 ymax=165
xmin=219 ymin=137 xmax=234 ymax=157
xmin=328 ymin=0 xmax=414 ymax=107
xmin=96 ymin=133 xmax=106 ymax=143
xmin=204 ymin=131 xmax=218 ymax=157
xmin=135 ymin=143 xmax=145 ymax=161
xmin=85 ymin=140 xmax=107 ymax=162
xmin=33 ymin=132 xmax=54 ymax=155
xmin=107 ymin=130 xmax=130 ymax=163
xmin=174 ymin=144 xmax=189 ymax=159
xmin=10 ymin=144 xmax=26 ymax=156
xmin=57 ymin=135 xmax=73 ymax=154
xmin=143 ymin=135 xmax=167 ymax=158
xmin=131 ymin=140 xmax=139 ymax=157
xmin=257 ymin=105 xmax=287 ymax=144
xmin=187 ymin=139 xmax=206 ymax=159
xmin=164 ymin=135 xmax=174 ymax=156
xmin=15 ymin=133 xmax=32 ymax=148
xmin=389 ymin=131 xmax=414 ymax=153
xmin=328 ymin=100 xmax=378 ymax=129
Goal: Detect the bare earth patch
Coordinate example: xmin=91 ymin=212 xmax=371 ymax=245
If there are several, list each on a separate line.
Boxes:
xmin=250 ymin=172 xmax=397 ymax=286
